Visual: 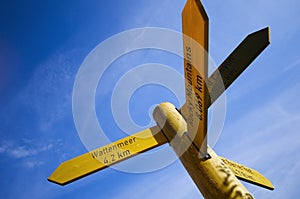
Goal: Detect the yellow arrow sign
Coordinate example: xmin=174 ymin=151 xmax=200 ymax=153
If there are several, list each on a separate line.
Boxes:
xmin=181 ymin=0 xmax=209 ymax=157
xmin=48 ymin=126 xmax=167 ymax=185
xmin=207 ymin=27 xmax=270 ymax=105
xmin=220 ymin=157 xmax=274 ymax=190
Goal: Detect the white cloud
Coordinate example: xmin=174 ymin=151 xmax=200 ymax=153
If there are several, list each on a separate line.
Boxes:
xmin=284 ymin=58 xmax=300 ymax=72
xmin=0 ymin=139 xmax=56 ymax=169
xmin=23 ymin=159 xmax=44 ymax=169
xmin=4 ymin=49 xmax=80 ymax=136
xmin=8 ymin=145 xmax=39 ymax=159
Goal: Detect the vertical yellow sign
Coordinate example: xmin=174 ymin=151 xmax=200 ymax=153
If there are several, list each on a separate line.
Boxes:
xmin=182 ymin=0 xmax=208 ymax=156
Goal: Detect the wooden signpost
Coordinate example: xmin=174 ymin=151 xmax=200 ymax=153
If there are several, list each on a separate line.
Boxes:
xmin=49 ymin=0 xmax=274 ymax=198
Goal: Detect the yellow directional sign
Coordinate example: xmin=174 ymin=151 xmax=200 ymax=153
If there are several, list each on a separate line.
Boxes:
xmin=221 ymin=157 xmax=274 ymax=190
xmin=182 ymin=0 xmax=208 ymax=157
xmin=207 ymin=27 xmax=270 ymax=104
xmin=48 ymin=127 xmax=167 ymax=185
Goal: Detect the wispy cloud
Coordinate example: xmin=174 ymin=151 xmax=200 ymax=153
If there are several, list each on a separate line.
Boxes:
xmin=0 ymin=138 xmax=58 ymax=169
xmin=284 ymin=58 xmax=300 ymax=72
xmin=10 ymin=49 xmax=80 ymax=135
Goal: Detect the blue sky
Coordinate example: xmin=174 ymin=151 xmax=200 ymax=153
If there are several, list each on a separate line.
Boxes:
xmin=0 ymin=0 xmax=300 ymax=198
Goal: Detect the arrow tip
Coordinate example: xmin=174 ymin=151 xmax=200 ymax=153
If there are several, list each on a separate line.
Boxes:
xmin=264 ymin=27 xmax=271 ymax=44
xmin=249 ymin=27 xmax=270 ymax=45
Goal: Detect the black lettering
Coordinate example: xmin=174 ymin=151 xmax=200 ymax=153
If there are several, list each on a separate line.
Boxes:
xmin=186 ymin=46 xmax=191 ymax=53
xmin=103 ymin=147 xmax=108 ymax=155
xmin=117 ymin=150 xmax=130 ymax=159
xmin=117 ymin=142 xmax=124 ymax=148
xmin=91 ymin=151 xmax=98 ymax=158
xmin=195 ymin=75 xmax=203 ymax=93
xmin=111 ymin=154 xmax=115 ymax=162
xmin=118 ymin=152 xmax=123 ymax=159
xmin=123 ymin=150 xmax=130 ymax=157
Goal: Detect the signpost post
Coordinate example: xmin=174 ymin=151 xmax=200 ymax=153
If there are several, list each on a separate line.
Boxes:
xmin=48 ymin=0 xmax=274 ymax=197
xmin=153 ymin=102 xmax=255 ymax=198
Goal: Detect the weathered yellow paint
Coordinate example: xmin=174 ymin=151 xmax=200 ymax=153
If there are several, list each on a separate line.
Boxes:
xmin=182 ymin=0 xmax=208 ymax=157
xmin=221 ymin=157 xmax=274 ymax=190
xmin=153 ymin=102 xmax=255 ymax=199
xmin=48 ymin=126 xmax=167 ymax=185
